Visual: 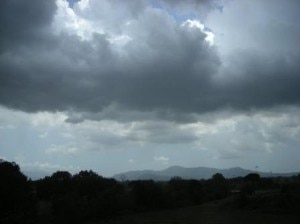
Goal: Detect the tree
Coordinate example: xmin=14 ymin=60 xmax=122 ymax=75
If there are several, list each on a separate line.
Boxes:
xmin=244 ymin=173 xmax=260 ymax=182
xmin=212 ymin=173 xmax=225 ymax=182
xmin=73 ymin=170 xmax=104 ymax=198
xmin=0 ymin=160 xmax=35 ymax=222
xmin=241 ymin=173 xmax=261 ymax=196
xmin=51 ymin=171 xmax=72 ymax=181
xmin=209 ymin=173 xmax=228 ymax=200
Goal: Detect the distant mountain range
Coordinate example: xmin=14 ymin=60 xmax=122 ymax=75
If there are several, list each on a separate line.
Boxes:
xmin=113 ymin=166 xmax=299 ymax=181
xmin=22 ymin=165 xmax=299 ymax=181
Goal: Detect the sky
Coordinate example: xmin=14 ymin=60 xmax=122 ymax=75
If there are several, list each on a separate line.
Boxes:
xmin=1 ymin=0 xmax=300 ymax=177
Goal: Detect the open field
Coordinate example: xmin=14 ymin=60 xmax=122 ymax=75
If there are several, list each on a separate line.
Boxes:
xmin=105 ymin=196 xmax=300 ymax=224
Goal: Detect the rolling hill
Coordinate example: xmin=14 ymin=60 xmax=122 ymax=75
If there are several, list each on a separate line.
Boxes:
xmin=113 ymin=165 xmax=298 ymax=181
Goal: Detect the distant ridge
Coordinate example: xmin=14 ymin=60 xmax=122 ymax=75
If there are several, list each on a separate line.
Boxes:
xmin=113 ymin=166 xmax=299 ymax=181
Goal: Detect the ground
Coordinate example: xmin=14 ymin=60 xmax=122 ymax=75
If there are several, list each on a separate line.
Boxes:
xmin=99 ymin=196 xmax=300 ymax=224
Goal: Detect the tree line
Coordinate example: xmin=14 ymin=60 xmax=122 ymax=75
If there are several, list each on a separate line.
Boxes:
xmin=1 ymin=159 xmax=300 ymax=224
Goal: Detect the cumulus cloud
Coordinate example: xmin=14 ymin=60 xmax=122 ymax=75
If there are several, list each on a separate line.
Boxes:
xmin=0 ymin=0 xmax=299 ymax=124
xmin=1 ymin=103 xmax=300 ymax=173
xmin=1 ymin=0 xmax=300 ymax=174
xmin=0 ymin=0 xmax=221 ymax=119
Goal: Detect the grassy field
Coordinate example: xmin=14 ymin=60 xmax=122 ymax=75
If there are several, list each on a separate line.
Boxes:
xmin=102 ymin=196 xmax=300 ymax=224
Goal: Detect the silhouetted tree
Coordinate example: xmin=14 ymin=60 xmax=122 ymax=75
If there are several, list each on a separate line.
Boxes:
xmin=51 ymin=171 xmax=72 ymax=181
xmin=73 ymin=170 xmax=104 ymax=198
xmin=212 ymin=173 xmax=225 ymax=182
xmin=206 ymin=173 xmax=228 ymax=200
xmin=244 ymin=173 xmax=260 ymax=182
xmin=35 ymin=171 xmax=73 ymax=200
xmin=0 ymin=160 xmax=35 ymax=223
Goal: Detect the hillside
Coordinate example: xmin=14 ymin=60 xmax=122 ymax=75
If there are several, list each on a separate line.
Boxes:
xmin=113 ymin=166 xmax=298 ymax=181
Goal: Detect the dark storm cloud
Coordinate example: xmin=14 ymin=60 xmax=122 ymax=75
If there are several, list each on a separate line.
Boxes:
xmin=0 ymin=0 xmax=300 ymax=122
xmin=0 ymin=1 xmax=220 ymax=116
xmin=214 ymin=51 xmax=300 ymax=111
xmin=0 ymin=0 xmax=57 ymax=51
xmin=0 ymin=32 xmax=114 ymax=112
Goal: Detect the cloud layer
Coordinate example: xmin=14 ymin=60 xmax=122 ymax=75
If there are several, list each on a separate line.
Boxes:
xmin=0 ymin=0 xmax=299 ymax=123
xmin=1 ymin=0 xmax=300 ymax=175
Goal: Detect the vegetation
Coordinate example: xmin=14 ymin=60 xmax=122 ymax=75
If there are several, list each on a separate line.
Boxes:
xmin=0 ymin=159 xmax=300 ymax=223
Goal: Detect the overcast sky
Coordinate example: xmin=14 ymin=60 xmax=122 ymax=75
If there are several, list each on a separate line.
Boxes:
xmin=1 ymin=0 xmax=300 ymax=176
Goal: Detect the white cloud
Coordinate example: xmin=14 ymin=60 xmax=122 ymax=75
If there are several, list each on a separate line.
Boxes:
xmin=20 ymin=161 xmax=80 ymax=173
xmin=77 ymin=0 xmax=90 ymax=11
xmin=1 ymin=105 xmax=300 ymax=174
xmin=182 ymin=19 xmax=215 ymax=45
xmin=53 ymin=0 xmax=93 ymax=39
xmin=183 ymin=19 xmax=205 ymax=30
xmin=45 ymin=144 xmax=79 ymax=156
xmin=154 ymin=156 xmax=170 ymax=165
xmin=31 ymin=112 xmax=67 ymax=128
